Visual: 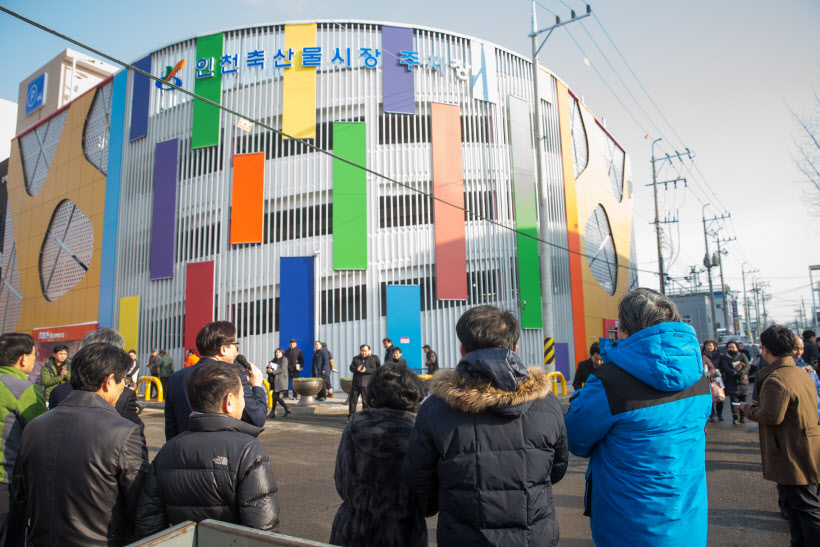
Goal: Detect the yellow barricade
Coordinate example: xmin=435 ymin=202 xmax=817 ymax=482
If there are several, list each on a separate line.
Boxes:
xmin=137 ymin=376 xmax=164 ymax=402
xmin=262 ymin=379 xmax=273 ymax=408
xmin=546 ymin=371 xmax=567 ymax=396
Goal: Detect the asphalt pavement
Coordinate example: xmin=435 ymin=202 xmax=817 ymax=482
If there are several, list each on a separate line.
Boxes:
xmin=140 ymin=399 xmax=791 ymax=546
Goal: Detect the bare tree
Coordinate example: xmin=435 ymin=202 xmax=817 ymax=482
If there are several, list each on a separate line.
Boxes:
xmin=791 ymin=90 xmax=820 ymax=211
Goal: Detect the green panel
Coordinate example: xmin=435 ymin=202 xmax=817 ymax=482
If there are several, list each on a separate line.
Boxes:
xmin=332 ymin=123 xmax=368 ymax=269
xmin=192 ymin=33 xmax=223 ymax=149
xmin=509 ymin=96 xmax=543 ymax=328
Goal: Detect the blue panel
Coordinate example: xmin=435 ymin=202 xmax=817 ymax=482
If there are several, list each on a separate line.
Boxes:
xmin=97 ymin=71 xmax=128 ymax=327
xmin=279 ymin=257 xmax=315 ymax=382
xmin=386 ymin=285 xmax=422 ymax=373
xmin=129 ymin=55 xmax=151 ymax=142
xmin=555 ymin=342 xmax=570 ymax=379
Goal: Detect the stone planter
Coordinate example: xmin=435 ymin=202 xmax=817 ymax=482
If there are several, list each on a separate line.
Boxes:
xmin=418 ymin=374 xmax=433 ymax=396
xmin=340 ymin=377 xmax=353 ymax=405
xmin=293 ymin=378 xmax=323 ymax=406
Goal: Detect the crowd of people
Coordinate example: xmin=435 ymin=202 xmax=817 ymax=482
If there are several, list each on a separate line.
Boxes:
xmin=0 ymin=288 xmax=817 ymax=546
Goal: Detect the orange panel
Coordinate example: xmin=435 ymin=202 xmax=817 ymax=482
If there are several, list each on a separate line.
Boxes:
xmin=431 ymin=102 xmax=467 ymax=300
xmin=556 ymin=82 xmax=587 ymax=366
xmin=230 ymin=152 xmax=265 ymax=244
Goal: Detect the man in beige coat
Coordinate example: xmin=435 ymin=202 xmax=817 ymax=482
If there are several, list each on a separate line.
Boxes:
xmin=742 ymin=324 xmax=820 ymax=546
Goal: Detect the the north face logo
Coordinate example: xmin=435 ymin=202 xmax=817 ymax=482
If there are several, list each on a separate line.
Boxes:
xmin=213 ymin=456 xmax=228 ymax=466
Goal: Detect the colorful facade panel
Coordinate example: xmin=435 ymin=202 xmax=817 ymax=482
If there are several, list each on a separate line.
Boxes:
xmin=7 ymin=87 xmax=106 ymax=333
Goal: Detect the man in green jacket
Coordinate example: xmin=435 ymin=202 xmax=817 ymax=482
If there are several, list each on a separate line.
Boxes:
xmin=40 ymin=345 xmax=71 ymax=402
xmin=0 ymin=333 xmax=48 ymax=545
xmin=157 ymin=350 xmax=174 ymax=396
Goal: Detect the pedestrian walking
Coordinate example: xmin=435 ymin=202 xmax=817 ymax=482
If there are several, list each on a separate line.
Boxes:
xmin=284 ymin=340 xmax=304 ymax=399
xmin=331 ymin=364 xmax=433 ymax=547
xmin=127 ymin=350 xmax=139 ymax=390
xmin=322 ymin=342 xmax=335 ymax=398
xmin=156 ymin=350 xmax=173 ymax=395
xmin=403 ymin=305 xmax=567 ymax=546
xmin=348 ymin=344 xmax=380 ymax=418
xmin=0 ymin=333 xmax=47 ymax=547
xmin=722 ymin=340 xmax=751 ymax=424
xmin=422 ymin=345 xmax=438 ymax=374
xmin=742 ymin=325 xmax=820 ymax=546
xmin=13 ymin=343 xmax=149 ymax=546
xmin=564 ymin=288 xmax=712 ymax=547
xmin=312 ymin=341 xmax=330 ymax=401
xmin=147 ymin=349 xmax=159 ymax=399
xmin=136 ymin=361 xmax=280 ymax=536
xmin=703 ymin=339 xmax=725 ymax=422
xmin=266 ymin=348 xmax=291 ymax=418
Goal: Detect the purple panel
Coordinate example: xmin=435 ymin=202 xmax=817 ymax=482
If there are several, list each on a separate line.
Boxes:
xmin=129 ymin=55 xmax=151 ymax=142
xmin=555 ymin=342 xmax=570 ymax=379
xmin=150 ymin=139 xmax=179 ymax=280
xmin=382 ymin=26 xmax=415 ymax=114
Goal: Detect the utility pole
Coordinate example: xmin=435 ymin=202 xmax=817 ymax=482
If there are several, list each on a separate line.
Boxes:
xmin=530 ymin=2 xmax=590 ymax=364
xmin=650 ymin=139 xmax=692 ymax=294
xmin=702 ymin=205 xmax=729 ymax=339
xmin=752 ymin=280 xmax=762 ymax=337
xmin=714 ymin=233 xmax=735 ymax=335
xmin=741 ymin=264 xmax=758 ymax=340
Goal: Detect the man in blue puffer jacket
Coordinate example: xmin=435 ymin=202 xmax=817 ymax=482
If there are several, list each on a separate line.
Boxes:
xmin=565 ymin=288 xmax=712 ymax=546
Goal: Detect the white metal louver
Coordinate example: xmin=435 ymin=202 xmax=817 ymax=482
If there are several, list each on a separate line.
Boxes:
xmin=18 ymin=109 xmax=69 ymax=197
xmin=83 ymin=80 xmax=113 ymax=174
xmin=570 ymin=98 xmax=588 ymax=179
xmin=39 ymin=200 xmax=94 ymax=302
xmin=0 ymin=201 xmax=22 ymax=332
xmin=584 ymin=204 xmax=618 ymax=296
xmin=597 ymin=124 xmax=625 ymax=202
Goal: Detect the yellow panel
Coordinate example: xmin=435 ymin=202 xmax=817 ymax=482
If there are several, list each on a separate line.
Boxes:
xmin=119 ymin=296 xmax=140 ymax=353
xmin=282 ymin=24 xmax=317 ymax=139
xmin=573 ymin=99 xmax=633 ymax=341
xmin=7 ymin=89 xmax=106 ymax=333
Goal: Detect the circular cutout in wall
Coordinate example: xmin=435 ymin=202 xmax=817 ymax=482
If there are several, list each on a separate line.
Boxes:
xmin=39 ymin=199 xmax=93 ymax=302
xmin=584 ymin=204 xmax=618 ymax=296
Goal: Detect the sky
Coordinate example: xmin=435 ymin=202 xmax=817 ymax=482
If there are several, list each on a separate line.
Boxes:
xmin=0 ymin=0 xmax=818 ymax=328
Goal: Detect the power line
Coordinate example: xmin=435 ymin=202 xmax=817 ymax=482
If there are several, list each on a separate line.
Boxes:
xmin=0 ymin=5 xmax=664 ymax=278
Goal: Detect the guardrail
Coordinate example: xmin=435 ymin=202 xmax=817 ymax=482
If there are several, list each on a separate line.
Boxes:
xmin=127 ymin=519 xmax=336 ymax=546
xmin=546 ymin=371 xmax=567 ymax=396
xmin=137 ymin=376 xmax=163 ymax=402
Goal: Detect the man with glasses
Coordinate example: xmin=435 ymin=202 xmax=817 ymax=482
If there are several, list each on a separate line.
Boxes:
xmin=164 ymin=321 xmax=267 ymax=441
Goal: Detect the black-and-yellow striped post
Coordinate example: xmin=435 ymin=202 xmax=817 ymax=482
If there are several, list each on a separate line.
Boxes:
xmin=543 ymin=337 xmax=555 ymax=367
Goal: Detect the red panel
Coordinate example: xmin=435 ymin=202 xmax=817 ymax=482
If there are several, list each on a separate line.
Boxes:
xmin=431 ymin=102 xmax=467 ymax=300
xmin=185 ymin=261 xmax=215 ymax=354
xmin=230 ymin=152 xmax=265 ymax=244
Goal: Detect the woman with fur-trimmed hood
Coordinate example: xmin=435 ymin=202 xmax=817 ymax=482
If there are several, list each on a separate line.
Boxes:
xmin=330 ymin=364 xmax=436 ymax=547
xmin=402 ymin=305 xmax=568 ymax=547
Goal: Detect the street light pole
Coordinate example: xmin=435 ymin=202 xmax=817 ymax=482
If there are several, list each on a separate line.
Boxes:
xmin=530 ymin=2 xmax=590 ymax=363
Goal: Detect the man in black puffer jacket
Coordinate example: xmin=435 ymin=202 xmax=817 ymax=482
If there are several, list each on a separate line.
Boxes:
xmin=135 ymin=361 xmax=279 ymax=535
xmin=403 ymin=305 xmax=568 ymax=546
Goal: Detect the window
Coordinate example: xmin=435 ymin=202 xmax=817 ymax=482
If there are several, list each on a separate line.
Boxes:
xmin=321 ymin=285 xmax=367 ymax=324
xmin=264 ymin=203 xmax=332 ymax=243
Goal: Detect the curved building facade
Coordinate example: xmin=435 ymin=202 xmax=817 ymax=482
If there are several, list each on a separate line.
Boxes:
xmin=5 ymin=21 xmax=636 ymax=384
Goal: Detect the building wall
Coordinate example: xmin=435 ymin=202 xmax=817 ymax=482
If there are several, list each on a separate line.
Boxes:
xmin=6 ymin=84 xmax=109 ymax=333
xmin=2 ymin=22 xmax=634 ymax=386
